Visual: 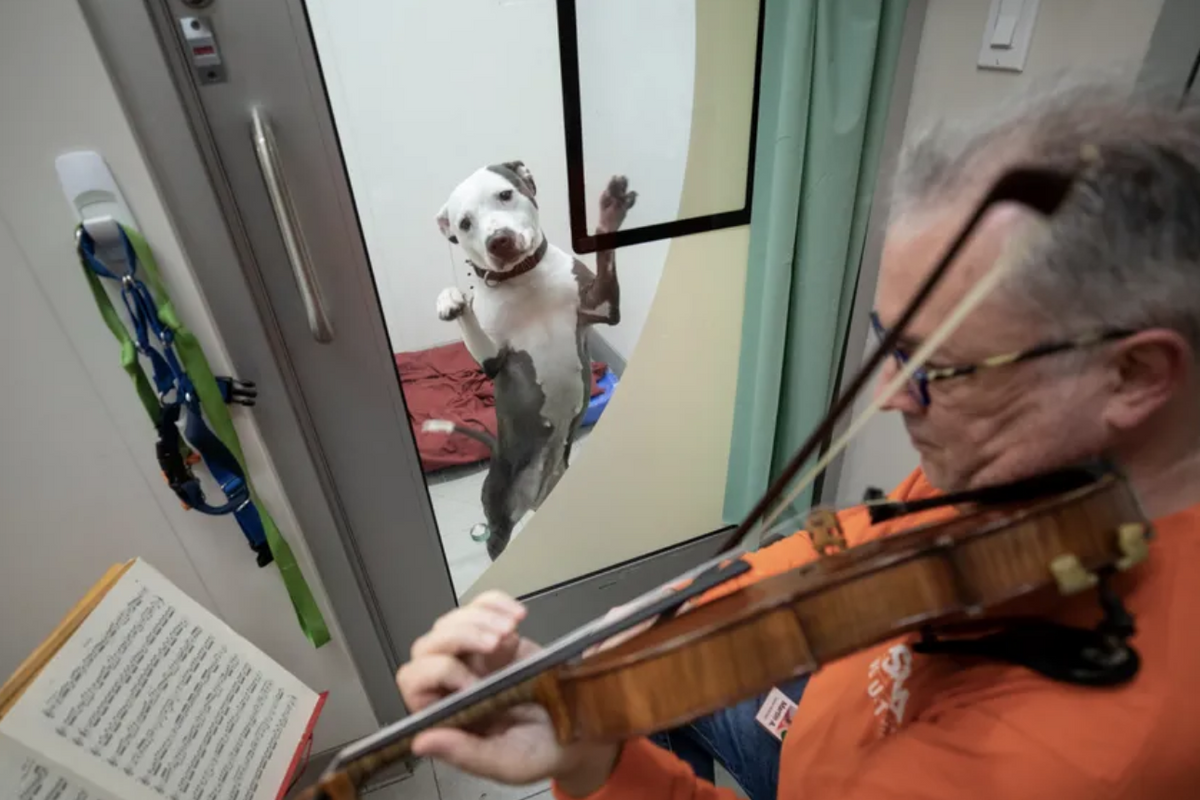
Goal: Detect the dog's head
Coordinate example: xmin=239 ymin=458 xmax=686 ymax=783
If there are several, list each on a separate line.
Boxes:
xmin=436 ymin=161 xmax=542 ymax=272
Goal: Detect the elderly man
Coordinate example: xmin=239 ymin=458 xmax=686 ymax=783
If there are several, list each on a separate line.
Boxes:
xmin=394 ymin=80 xmax=1200 ymax=799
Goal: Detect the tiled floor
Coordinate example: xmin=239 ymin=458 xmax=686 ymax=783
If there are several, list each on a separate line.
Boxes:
xmin=427 ymin=429 xmax=593 ymax=597
xmin=367 ymin=757 xmax=744 ymax=800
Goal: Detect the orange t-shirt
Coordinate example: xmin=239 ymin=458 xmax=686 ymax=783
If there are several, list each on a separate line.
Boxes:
xmin=553 ymin=468 xmax=1200 ymax=799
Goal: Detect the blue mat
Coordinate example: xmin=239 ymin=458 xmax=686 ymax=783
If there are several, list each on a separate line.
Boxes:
xmin=581 ymin=367 xmax=618 ymax=427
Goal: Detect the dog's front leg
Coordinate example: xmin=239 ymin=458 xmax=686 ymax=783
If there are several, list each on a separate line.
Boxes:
xmin=437 ymin=287 xmax=499 ymax=366
xmin=577 ymin=176 xmax=637 ymax=326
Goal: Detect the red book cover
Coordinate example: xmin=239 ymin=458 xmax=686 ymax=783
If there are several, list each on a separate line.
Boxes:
xmin=276 ymin=690 xmax=329 ymax=800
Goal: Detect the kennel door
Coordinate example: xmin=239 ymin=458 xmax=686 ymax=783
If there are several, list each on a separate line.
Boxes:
xmin=94 ymin=0 xmax=769 ymax=683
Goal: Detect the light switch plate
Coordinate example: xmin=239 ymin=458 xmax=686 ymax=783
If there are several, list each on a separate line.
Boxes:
xmin=978 ymin=0 xmax=1041 ymax=72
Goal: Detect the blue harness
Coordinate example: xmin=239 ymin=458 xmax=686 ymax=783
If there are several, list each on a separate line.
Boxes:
xmin=77 ymin=225 xmax=273 ymax=567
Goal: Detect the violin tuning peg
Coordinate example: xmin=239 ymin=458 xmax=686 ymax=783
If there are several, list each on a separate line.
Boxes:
xmin=1049 ymin=553 xmax=1099 ymax=596
xmin=1114 ymin=523 xmax=1150 ymax=571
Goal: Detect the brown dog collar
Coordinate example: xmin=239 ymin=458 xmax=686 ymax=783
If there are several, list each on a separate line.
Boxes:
xmin=468 ymin=237 xmax=548 ymax=285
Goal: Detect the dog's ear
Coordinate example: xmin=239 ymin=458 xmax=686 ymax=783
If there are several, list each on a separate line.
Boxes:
xmin=500 ymin=160 xmax=537 ymax=199
xmin=436 ymin=204 xmax=458 ymax=244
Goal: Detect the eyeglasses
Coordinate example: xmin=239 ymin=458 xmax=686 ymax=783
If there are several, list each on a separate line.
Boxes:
xmin=868 ymin=311 xmax=1135 ymax=408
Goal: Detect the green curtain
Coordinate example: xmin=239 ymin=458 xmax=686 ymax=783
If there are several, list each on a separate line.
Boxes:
xmin=723 ymin=0 xmax=908 ymax=527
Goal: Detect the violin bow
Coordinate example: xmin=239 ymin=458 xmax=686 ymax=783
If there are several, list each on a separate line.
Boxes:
xmin=720 ymin=160 xmax=1089 ymax=553
xmin=300 ymin=161 xmax=1091 ymax=800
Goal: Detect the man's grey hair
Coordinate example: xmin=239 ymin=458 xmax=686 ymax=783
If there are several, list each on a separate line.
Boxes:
xmin=890 ymin=73 xmax=1200 ymax=358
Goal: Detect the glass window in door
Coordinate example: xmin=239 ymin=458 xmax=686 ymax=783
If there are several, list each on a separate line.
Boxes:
xmin=302 ymin=0 xmax=763 ymax=598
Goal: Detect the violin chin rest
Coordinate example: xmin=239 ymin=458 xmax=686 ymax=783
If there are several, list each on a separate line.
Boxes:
xmin=914 ymin=618 xmax=1139 ymax=687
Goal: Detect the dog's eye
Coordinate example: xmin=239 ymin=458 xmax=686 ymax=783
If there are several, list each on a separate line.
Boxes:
xmin=498 ymin=189 xmax=514 ymax=202
xmin=459 ymin=217 xmax=472 ymax=232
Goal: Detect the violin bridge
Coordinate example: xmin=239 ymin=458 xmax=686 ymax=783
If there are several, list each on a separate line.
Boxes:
xmin=1049 ymin=553 xmax=1098 ymax=595
xmin=1114 ymin=523 xmax=1150 ymax=571
xmin=805 ymin=507 xmax=847 ymax=556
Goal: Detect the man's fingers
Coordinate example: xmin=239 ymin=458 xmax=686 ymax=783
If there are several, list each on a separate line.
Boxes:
xmin=467 ymin=630 xmax=524 ymax=675
xmin=580 ymin=598 xmax=668 ymax=657
xmin=410 ymin=728 xmax=481 ymax=767
xmin=471 ymin=590 xmax=527 ymax=620
xmin=434 ymin=605 xmax=521 ymax=638
xmin=396 ymin=654 xmax=477 ymax=710
xmin=412 ymin=728 xmax=535 ymax=785
xmin=411 ymin=606 xmax=521 ymax=659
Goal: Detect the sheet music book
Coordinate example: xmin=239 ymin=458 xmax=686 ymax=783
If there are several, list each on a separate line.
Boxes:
xmin=0 ymin=559 xmax=326 ymax=800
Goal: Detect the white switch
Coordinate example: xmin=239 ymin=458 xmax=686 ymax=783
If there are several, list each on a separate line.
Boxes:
xmin=979 ymin=0 xmax=1040 ymax=72
xmin=990 ymin=0 xmax=1021 ymax=48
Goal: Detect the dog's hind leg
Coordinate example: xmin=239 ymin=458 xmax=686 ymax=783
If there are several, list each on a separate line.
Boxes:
xmin=485 ymin=519 xmax=516 ymax=561
xmin=532 ymin=442 xmax=571 ymax=509
xmin=480 ymin=463 xmax=522 ymax=561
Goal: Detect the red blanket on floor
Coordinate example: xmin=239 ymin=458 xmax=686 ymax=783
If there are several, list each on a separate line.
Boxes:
xmin=395 ymin=341 xmax=606 ymax=472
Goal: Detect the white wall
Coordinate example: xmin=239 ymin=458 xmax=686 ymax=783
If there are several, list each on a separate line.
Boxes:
xmin=305 ymin=0 xmax=696 ymax=360
xmin=0 ymin=0 xmax=378 ymax=752
xmin=576 ymin=0 xmax=696 ymax=358
xmin=835 ymin=0 xmax=1167 ymax=506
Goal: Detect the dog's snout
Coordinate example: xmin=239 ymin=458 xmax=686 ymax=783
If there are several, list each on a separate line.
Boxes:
xmin=486 ymin=230 xmax=519 ymax=258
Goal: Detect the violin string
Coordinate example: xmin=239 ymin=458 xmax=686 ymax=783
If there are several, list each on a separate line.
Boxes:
xmin=755 ymin=509 xmax=813 ymax=547
xmin=325 ymin=171 xmax=1083 ymax=784
xmin=754 ymin=218 xmax=1039 ymax=539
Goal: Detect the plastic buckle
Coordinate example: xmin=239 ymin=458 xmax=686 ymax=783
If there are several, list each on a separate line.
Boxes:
xmin=215 ymin=376 xmax=258 ymax=406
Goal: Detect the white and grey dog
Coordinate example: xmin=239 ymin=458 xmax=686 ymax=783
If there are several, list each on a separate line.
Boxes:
xmin=424 ymin=161 xmax=636 ymax=560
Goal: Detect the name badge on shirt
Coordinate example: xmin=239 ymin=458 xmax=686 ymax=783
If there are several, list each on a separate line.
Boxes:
xmin=755 ymin=687 xmax=798 ymax=742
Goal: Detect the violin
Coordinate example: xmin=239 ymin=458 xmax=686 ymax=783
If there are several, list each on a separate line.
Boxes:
xmin=300 ymin=155 xmax=1152 ymax=800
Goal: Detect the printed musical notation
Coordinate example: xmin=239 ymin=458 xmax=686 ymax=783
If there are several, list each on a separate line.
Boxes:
xmin=0 ymin=561 xmax=319 ymax=800
xmin=0 ymin=743 xmax=113 ymax=800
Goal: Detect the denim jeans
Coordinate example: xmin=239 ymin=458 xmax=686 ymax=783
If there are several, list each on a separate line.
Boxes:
xmin=648 ymin=675 xmax=809 ymax=800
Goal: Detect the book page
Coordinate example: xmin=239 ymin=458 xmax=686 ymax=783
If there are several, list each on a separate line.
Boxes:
xmin=0 ymin=560 xmax=320 ymax=800
xmin=0 ymin=735 xmax=117 ymax=800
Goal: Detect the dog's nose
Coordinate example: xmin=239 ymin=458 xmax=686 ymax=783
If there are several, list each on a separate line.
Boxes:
xmin=486 ymin=231 xmax=519 ymax=258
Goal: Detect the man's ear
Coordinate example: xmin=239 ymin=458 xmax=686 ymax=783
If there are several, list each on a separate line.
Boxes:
xmin=1103 ymin=329 xmax=1191 ymax=432
xmin=501 ymin=160 xmax=537 ymax=198
xmin=436 ymin=204 xmax=458 ymax=244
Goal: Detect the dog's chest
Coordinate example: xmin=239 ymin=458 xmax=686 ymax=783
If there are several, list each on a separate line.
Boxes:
xmin=473 ymin=260 xmax=586 ymax=417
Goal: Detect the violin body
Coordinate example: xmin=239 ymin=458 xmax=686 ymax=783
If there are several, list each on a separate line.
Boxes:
xmin=299 ymin=165 xmax=1141 ymax=800
xmin=541 ymin=467 xmax=1150 ymax=742
xmin=305 ymin=463 xmax=1152 ymax=800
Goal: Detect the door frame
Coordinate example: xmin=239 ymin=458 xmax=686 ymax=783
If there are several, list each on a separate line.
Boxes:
xmin=80 ymin=0 xmax=928 ymax=754
xmin=1137 ymin=0 xmax=1200 ymax=102
xmin=81 ymin=0 xmax=421 ymax=726
xmin=79 ymin=0 xmax=749 ymax=732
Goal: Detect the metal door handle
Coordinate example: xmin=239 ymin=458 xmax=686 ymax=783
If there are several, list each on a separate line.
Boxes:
xmin=250 ymin=106 xmax=334 ymax=343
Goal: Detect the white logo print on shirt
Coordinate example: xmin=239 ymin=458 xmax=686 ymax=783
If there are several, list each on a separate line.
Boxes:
xmin=867 ymin=644 xmax=913 ymax=736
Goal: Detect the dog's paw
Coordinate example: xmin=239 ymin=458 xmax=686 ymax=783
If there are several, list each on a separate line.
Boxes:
xmin=599 ymin=175 xmax=637 ymax=232
xmin=436 ymin=287 xmax=469 ymax=321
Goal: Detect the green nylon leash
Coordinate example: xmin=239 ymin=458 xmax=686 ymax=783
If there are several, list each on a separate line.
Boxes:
xmin=77 ymin=224 xmax=331 ymax=648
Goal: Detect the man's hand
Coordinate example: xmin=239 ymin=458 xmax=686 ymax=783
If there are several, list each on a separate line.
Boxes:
xmin=396 ymin=591 xmax=620 ymax=793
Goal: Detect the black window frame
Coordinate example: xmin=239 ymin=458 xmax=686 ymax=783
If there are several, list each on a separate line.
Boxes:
xmin=555 ymin=0 xmax=768 ymax=254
